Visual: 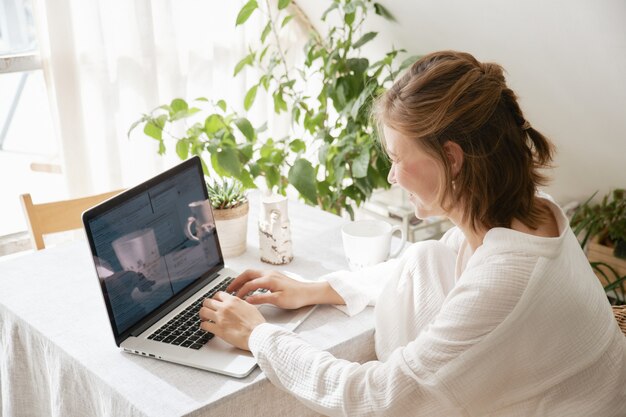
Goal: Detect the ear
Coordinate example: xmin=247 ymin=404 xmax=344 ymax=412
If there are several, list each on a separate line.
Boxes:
xmin=442 ymin=141 xmax=464 ymax=177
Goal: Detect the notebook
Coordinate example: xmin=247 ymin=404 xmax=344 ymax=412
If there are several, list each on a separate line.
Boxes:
xmin=82 ymin=156 xmax=315 ymax=378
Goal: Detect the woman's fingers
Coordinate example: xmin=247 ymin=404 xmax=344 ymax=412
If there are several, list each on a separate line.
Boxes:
xmin=235 ymin=277 xmax=273 ymax=299
xmin=198 ymin=306 xmax=217 ymax=322
xmin=199 ymin=319 xmax=218 ymax=334
xmin=227 ymin=269 xmax=262 ymax=293
xmin=245 ymin=291 xmax=278 ymax=305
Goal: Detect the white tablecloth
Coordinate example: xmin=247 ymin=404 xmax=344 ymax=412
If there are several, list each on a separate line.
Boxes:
xmin=0 ymin=195 xmax=377 ymax=417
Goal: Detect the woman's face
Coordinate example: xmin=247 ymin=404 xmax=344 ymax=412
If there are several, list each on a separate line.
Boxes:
xmin=383 ymin=126 xmax=446 ymax=219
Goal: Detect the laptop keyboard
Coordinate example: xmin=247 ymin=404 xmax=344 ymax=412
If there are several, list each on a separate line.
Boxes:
xmin=147 ymin=276 xmax=234 ymax=350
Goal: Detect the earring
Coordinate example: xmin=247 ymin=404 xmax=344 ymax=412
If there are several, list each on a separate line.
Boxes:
xmin=452 ymin=180 xmax=456 ymax=191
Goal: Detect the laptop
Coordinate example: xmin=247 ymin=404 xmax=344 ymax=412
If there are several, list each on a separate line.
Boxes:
xmin=82 ymin=156 xmax=315 ymax=378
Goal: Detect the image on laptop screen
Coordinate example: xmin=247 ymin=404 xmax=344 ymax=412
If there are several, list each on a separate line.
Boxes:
xmin=85 ymin=163 xmax=222 ymax=335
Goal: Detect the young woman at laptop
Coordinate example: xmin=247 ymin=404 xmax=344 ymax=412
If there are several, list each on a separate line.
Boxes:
xmin=198 ymin=51 xmax=626 ymax=416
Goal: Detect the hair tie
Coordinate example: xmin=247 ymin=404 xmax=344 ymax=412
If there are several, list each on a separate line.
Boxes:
xmin=521 ymin=120 xmax=532 ymax=131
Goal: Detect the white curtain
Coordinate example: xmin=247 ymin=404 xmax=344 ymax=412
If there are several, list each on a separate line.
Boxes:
xmin=33 ymin=0 xmax=304 ymax=197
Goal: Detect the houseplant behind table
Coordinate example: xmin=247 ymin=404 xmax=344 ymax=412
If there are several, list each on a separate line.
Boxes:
xmin=206 ymin=178 xmax=249 ymax=258
xmin=128 ymin=0 xmax=414 ymax=220
xmin=570 ymin=188 xmax=626 ymax=305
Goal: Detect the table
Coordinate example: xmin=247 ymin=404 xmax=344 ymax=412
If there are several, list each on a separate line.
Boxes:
xmin=0 ymin=193 xmax=377 ymax=417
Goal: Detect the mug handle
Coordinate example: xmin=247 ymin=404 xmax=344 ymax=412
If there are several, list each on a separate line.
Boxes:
xmin=185 ymin=217 xmax=200 ymax=241
xmin=388 ymin=225 xmax=406 ymax=259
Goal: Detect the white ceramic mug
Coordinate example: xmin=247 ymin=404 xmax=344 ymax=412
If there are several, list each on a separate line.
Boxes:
xmin=341 ymin=219 xmax=406 ymax=271
xmin=112 ymin=228 xmax=160 ymax=273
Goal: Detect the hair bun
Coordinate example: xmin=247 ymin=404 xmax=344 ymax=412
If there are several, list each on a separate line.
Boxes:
xmin=480 ymin=62 xmax=505 ymax=83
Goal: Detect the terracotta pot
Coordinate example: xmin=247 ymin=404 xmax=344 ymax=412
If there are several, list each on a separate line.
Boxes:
xmin=213 ymin=201 xmax=249 ymax=258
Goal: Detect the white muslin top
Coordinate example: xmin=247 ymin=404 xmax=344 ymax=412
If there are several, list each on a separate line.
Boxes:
xmin=248 ymin=198 xmax=626 ymax=416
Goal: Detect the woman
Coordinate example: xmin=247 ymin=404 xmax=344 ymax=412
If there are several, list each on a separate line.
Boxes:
xmin=199 ymin=51 xmax=626 ymax=416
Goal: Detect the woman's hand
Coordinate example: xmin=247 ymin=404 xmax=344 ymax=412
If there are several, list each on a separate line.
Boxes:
xmin=226 ymin=269 xmax=315 ymax=310
xmin=199 ymin=291 xmax=265 ymax=351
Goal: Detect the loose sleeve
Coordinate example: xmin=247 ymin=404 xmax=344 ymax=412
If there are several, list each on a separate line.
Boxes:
xmin=322 ymin=228 xmax=463 ymax=317
xmin=249 ymin=263 xmax=524 ymax=417
xmin=320 ymin=258 xmax=402 ymax=316
xmin=248 ymin=323 xmax=453 ymax=416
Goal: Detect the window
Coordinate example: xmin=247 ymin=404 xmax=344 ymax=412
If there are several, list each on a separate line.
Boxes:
xmin=0 ymin=0 xmax=63 ymax=237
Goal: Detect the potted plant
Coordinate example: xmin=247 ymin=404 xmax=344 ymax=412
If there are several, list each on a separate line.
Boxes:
xmin=129 ymin=0 xmax=416 ymax=219
xmin=571 ymin=188 xmax=626 ymax=304
xmin=206 ymin=178 xmax=249 ymax=258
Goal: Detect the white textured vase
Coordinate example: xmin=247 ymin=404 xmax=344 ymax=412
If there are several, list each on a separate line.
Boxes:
xmin=213 ymin=201 xmax=249 ymax=258
xmin=259 ymin=193 xmax=293 ymax=265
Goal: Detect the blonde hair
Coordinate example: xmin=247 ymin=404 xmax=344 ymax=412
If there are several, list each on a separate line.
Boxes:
xmin=373 ymin=51 xmax=555 ymax=230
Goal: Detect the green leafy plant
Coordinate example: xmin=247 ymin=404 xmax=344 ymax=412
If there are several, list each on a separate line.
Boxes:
xmin=571 ymin=189 xmax=626 ymax=254
xmin=129 ymin=0 xmax=417 ymax=219
xmin=571 ymin=188 xmax=626 ymax=304
xmin=206 ymin=178 xmax=248 ymax=210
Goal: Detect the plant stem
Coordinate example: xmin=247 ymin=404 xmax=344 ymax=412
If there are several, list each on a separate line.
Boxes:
xmin=265 ymin=0 xmax=292 ymax=85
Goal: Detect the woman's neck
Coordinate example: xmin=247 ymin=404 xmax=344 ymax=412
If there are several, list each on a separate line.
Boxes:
xmin=447 ymin=210 xmax=487 ymax=252
xmin=446 ymin=198 xmax=560 ymax=252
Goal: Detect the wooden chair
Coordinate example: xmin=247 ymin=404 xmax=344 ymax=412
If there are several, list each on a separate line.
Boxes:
xmin=20 ymin=189 xmax=124 ymax=250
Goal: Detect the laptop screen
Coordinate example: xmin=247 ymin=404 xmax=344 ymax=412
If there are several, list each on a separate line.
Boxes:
xmin=84 ymin=157 xmax=223 ymax=339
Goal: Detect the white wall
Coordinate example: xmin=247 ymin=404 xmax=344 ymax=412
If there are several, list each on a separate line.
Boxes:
xmin=298 ymin=0 xmax=626 ymax=204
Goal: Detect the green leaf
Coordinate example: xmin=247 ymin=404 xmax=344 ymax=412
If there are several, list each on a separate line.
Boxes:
xmin=237 ymin=169 xmax=257 ymax=189
xmin=344 ymin=12 xmax=355 ymax=25
xmin=200 ymin=158 xmax=210 ymax=176
xmin=288 ymin=159 xmax=317 ymax=204
xmin=374 ymin=3 xmax=396 ymax=21
xmin=158 ymin=140 xmax=166 ymax=155
xmin=273 ymin=91 xmax=288 ymax=113
xmin=240 ymin=143 xmax=254 ymax=161
xmin=236 ymin=0 xmax=258 ymax=26
xmin=289 ymin=139 xmax=306 ymax=153
xmin=352 ymin=147 xmax=370 ymax=178
xmin=211 ymin=152 xmax=227 ymax=177
xmin=352 ymin=32 xmax=378 ymax=49
xmin=347 ymin=58 xmax=369 ymax=75
xmin=261 ymin=21 xmax=272 ymax=43
xmin=171 ymin=107 xmax=200 ymax=121
xmin=281 ymin=15 xmax=293 ymax=28
xmin=278 ymin=0 xmax=290 ymax=10
xmin=244 ymin=84 xmax=258 ymax=111
xmin=170 ymin=98 xmax=188 ymax=114
xmin=216 ymin=147 xmax=242 ymax=177
xmin=398 ymin=55 xmax=421 ymax=72
xmin=321 ymin=3 xmax=339 ymax=21
xmin=344 ymin=2 xmax=357 ymax=14
xmin=318 ymin=143 xmax=329 ymax=164
xmin=351 ymin=83 xmax=376 ymax=120
xmin=127 ymin=115 xmax=148 ymax=138
xmin=216 ymin=100 xmax=227 ymax=112
xmin=234 ymin=117 xmax=255 ymax=142
xmin=260 ymin=139 xmax=275 ymax=158
xmin=143 ymin=120 xmax=162 ymax=141
xmin=234 ymin=53 xmax=254 ymax=76
xmin=259 ymin=46 xmax=270 ymax=62
xmin=176 ymin=139 xmax=189 ymax=160
xmin=345 ymin=204 xmax=355 ymax=221
xmin=266 ymin=166 xmax=281 ymax=188
xmin=204 ymin=114 xmax=224 ymax=134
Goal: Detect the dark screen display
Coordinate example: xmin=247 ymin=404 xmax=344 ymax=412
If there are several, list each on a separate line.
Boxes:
xmin=86 ymin=163 xmax=222 ymax=335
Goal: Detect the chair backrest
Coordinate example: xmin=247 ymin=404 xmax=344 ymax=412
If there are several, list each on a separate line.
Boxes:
xmin=20 ymin=190 xmax=124 ymax=250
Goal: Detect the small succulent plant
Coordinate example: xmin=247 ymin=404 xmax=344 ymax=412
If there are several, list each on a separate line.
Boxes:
xmin=206 ymin=178 xmax=247 ymax=210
